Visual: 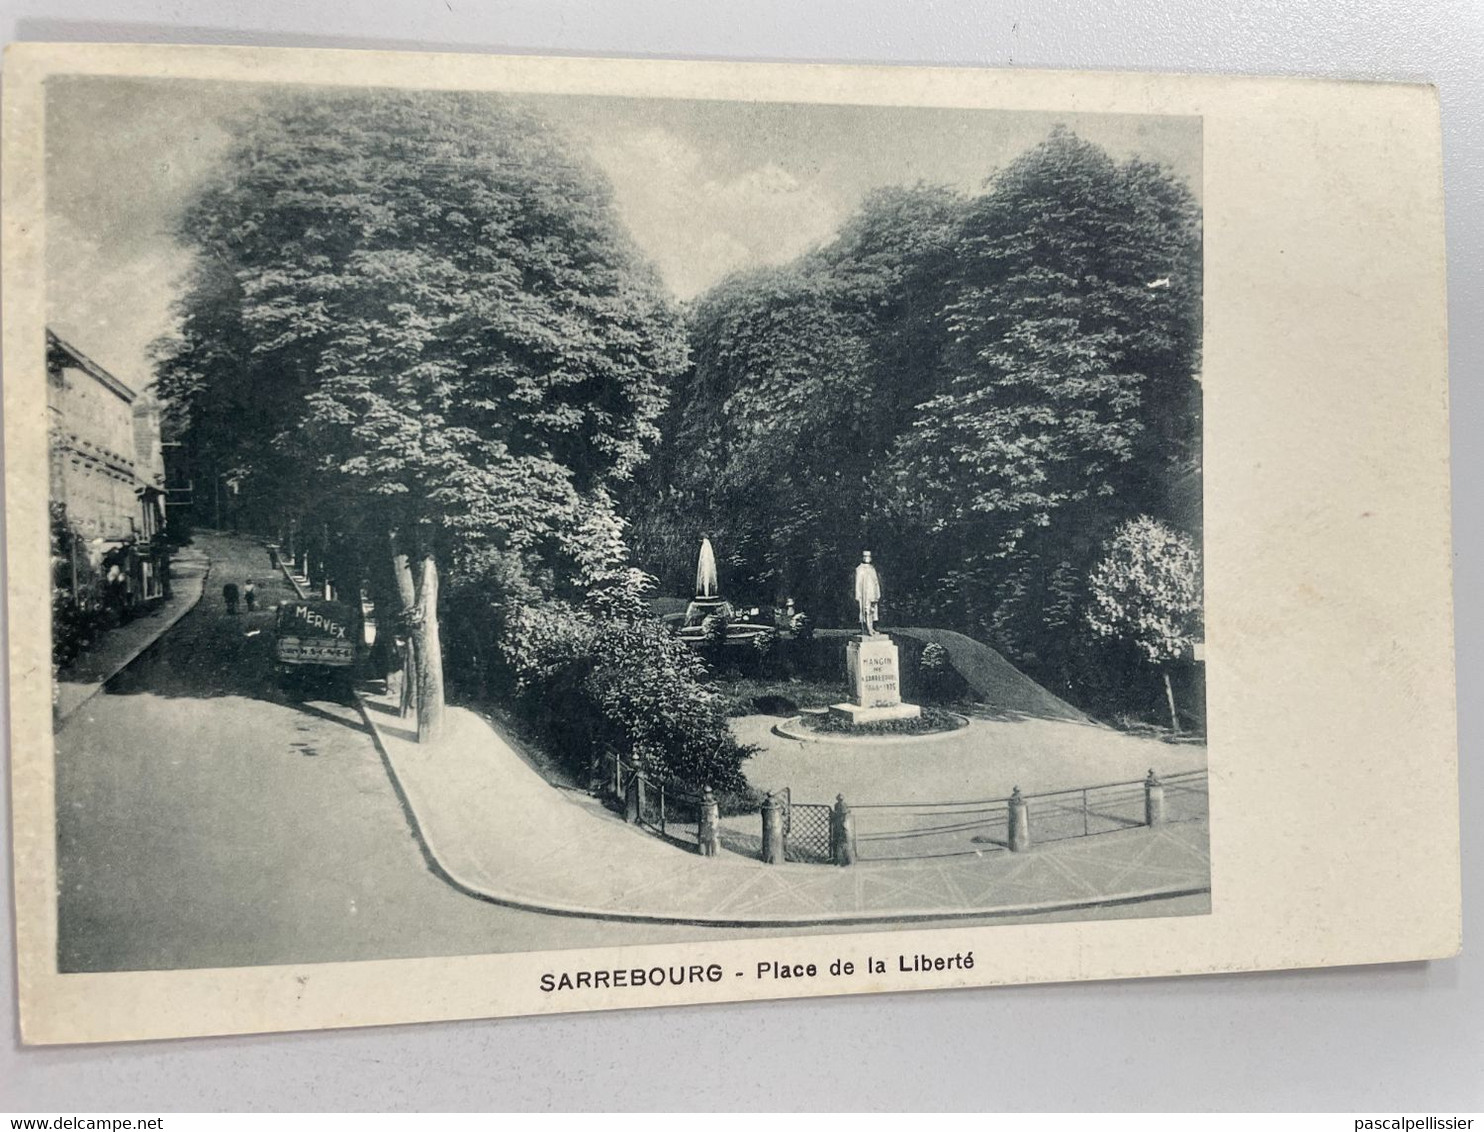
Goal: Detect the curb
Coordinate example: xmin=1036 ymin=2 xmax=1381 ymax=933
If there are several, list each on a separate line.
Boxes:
xmin=54 ymin=555 xmax=211 ymax=725
xmin=353 ymin=690 xmax=1209 ymax=929
xmin=772 ymin=711 xmax=971 ymax=745
xmin=275 ymin=552 xmax=309 ymax=599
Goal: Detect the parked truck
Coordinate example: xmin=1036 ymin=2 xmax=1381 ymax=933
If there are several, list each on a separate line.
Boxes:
xmin=274 ymin=598 xmax=358 ymax=696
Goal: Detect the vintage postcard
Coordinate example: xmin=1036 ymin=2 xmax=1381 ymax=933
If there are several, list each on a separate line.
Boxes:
xmin=3 ymin=43 xmax=1459 ymax=1044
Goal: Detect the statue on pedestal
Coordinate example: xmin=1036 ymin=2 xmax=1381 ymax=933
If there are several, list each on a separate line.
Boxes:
xmin=854 ymin=550 xmax=882 ymax=636
xmin=830 ymin=548 xmax=921 ymax=725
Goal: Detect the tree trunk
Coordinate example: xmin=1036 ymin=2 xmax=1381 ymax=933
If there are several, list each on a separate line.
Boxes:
xmin=414 ymin=552 xmax=446 ymax=744
xmin=1163 ymin=668 xmax=1181 ymax=733
xmin=390 ymin=533 xmax=419 ymax=720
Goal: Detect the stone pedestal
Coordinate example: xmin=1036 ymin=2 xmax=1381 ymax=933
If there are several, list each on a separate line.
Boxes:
xmin=829 ymin=634 xmax=922 ymax=725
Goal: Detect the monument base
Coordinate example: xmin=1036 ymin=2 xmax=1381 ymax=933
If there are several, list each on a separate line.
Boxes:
xmin=832 ymin=634 xmax=922 ymax=725
xmin=828 ymin=701 xmax=923 ymax=725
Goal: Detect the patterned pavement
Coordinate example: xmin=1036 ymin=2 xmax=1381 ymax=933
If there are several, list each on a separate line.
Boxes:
xmin=360 ymin=689 xmax=1211 ymax=926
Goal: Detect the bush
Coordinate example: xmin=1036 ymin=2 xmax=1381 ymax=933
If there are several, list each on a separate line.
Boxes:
xmin=701 ymin=611 xmax=730 ymax=648
xmin=920 ymin=641 xmax=949 ymax=672
xmin=500 ymin=600 xmax=754 ymax=791
xmin=890 ymin=634 xmax=972 ymax=705
xmin=52 ymin=592 xmax=106 ymax=669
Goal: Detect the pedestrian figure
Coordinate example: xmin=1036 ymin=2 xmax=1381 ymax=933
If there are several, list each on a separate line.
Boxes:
xmin=105 ymin=561 xmax=129 ymax=626
xmin=223 ymin=582 xmax=239 ymax=615
xmin=244 ymin=578 xmax=257 ymax=613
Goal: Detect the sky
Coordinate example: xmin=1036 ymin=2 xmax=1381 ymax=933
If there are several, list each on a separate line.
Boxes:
xmin=45 ymin=76 xmax=1200 ymax=394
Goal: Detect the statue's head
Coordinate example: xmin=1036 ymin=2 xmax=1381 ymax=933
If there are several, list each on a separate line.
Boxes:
xmin=862 ymin=550 xmax=873 ymax=563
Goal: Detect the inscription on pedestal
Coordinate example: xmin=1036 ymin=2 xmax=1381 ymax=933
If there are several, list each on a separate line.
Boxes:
xmin=832 ymin=635 xmax=921 ymax=725
xmin=848 ymin=637 xmax=903 ymax=707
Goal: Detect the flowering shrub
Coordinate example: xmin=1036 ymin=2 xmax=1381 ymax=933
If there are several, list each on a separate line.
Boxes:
xmin=1086 ymin=516 xmax=1202 ymax=664
xmin=1086 ymin=515 xmax=1202 ymax=730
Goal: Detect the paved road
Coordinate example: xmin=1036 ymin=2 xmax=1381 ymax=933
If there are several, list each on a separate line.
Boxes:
xmin=55 ymin=531 xmax=1204 ymax=974
xmin=54 ymin=532 xmax=742 ymax=972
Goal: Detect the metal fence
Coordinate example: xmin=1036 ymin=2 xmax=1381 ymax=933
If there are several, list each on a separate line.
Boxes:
xmin=783 ymin=802 xmax=834 ymax=863
xmin=608 ymin=753 xmax=708 ymax=848
xmin=849 ymin=769 xmax=1208 ymax=863
xmin=601 ymin=752 xmax=1207 ymax=866
xmin=1159 ymin=769 xmax=1210 ymax=822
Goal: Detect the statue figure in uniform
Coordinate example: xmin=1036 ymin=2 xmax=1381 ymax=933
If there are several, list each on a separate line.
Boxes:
xmin=854 ymin=550 xmax=883 ymax=636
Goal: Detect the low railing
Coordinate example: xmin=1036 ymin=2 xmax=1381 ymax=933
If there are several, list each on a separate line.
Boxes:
xmin=600 ymin=751 xmax=1207 ymax=867
xmin=604 ymin=752 xmax=717 ymax=854
xmin=845 ymin=769 xmax=1208 ymax=862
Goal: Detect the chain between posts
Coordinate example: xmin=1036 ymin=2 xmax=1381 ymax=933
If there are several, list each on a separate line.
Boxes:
xmin=605 ymin=751 xmax=1203 ymax=866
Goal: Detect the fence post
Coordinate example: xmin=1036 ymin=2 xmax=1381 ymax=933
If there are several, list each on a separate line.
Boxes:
xmin=624 ymin=757 xmax=642 ymax=824
xmin=1008 ymin=786 xmax=1030 ymax=852
xmin=761 ymin=792 xmax=785 ymax=864
xmin=831 ymin=794 xmax=857 ymax=866
xmin=698 ymin=787 xmax=721 ymax=857
xmin=1144 ymin=769 xmax=1165 ymax=827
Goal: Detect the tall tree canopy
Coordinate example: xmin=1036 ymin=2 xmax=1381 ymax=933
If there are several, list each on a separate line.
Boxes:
xmin=158 ymin=89 xmax=688 ymax=736
xmin=160 ymin=88 xmax=685 ymax=583
xmin=891 ymin=128 xmax=1201 ymax=555
xmin=629 ymin=183 xmax=964 ymax=612
xmin=631 ymin=129 xmax=1201 ymax=718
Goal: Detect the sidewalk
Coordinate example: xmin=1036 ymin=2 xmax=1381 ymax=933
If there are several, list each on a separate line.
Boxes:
xmin=356 ymin=687 xmax=1211 ymax=927
xmin=54 ymin=548 xmax=210 ymax=723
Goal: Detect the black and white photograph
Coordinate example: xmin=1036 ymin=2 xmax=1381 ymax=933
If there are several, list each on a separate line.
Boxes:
xmin=42 ymin=75 xmax=1207 ymax=975
xmin=3 ymin=44 xmax=1458 ymax=1052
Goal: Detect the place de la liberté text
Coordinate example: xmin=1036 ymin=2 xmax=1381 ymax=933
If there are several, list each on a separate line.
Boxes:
xmin=538 ymin=951 xmax=976 ymax=994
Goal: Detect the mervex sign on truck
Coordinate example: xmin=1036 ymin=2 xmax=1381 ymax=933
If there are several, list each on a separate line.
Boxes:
xmin=275 ymin=600 xmax=357 ymax=675
xmin=285 ymin=603 xmax=351 ymax=640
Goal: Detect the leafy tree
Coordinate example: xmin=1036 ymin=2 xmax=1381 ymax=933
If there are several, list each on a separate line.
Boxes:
xmin=157 ymin=89 xmax=687 ymax=739
xmin=889 ymin=127 xmax=1201 ymax=572
xmin=630 ymin=185 xmax=965 ymax=619
xmin=631 ymin=130 xmax=1201 ymax=721
xmin=1085 ymin=515 xmax=1202 ymax=730
xmin=887 ymin=131 xmax=1200 ymax=704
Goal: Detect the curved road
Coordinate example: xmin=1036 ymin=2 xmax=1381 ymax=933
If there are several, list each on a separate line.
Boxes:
xmin=55 ymin=531 xmax=1202 ymax=974
xmin=54 ymin=531 xmax=741 ymax=972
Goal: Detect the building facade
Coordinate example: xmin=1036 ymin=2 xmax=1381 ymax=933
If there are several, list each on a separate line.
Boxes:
xmin=48 ymin=329 xmax=168 ymax=636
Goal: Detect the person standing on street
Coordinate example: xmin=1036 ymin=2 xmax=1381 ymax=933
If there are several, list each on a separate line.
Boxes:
xmin=223 ymin=581 xmax=239 ymax=615
xmin=244 ymin=578 xmax=257 ymax=613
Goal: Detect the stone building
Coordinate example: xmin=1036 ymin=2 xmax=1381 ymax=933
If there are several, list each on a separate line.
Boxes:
xmin=47 ymin=329 xmax=168 ymax=620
